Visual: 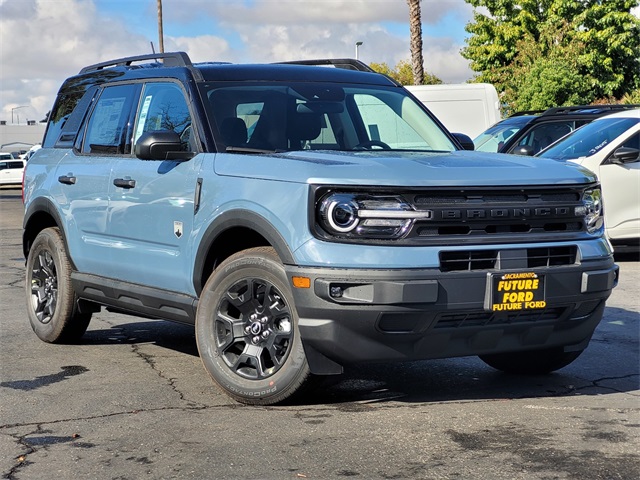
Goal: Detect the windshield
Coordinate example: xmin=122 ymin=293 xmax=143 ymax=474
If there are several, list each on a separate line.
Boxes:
xmin=199 ymin=82 xmax=457 ymax=153
xmin=473 ymin=116 xmax=533 ymax=152
xmin=538 ymin=117 xmax=639 ymax=160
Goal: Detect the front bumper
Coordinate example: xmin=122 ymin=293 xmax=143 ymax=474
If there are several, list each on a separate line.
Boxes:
xmin=286 ymin=258 xmax=618 ymax=374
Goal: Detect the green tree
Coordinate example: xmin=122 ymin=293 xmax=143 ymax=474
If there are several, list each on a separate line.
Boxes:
xmin=370 ymin=60 xmax=442 ymax=85
xmin=462 ymin=0 xmax=640 ymax=111
xmin=505 ymin=20 xmax=595 ymax=111
xmin=621 ymin=88 xmax=640 ymax=104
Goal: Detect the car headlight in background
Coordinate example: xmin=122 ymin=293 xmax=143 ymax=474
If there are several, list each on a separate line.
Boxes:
xmin=576 ymin=187 xmax=604 ymax=234
xmin=317 ymin=192 xmax=431 ymax=239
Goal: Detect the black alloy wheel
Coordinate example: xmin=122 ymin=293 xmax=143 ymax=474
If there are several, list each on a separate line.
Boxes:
xmin=214 ymin=276 xmax=294 ymax=380
xmin=25 ymin=227 xmax=92 ymax=343
xmin=196 ymin=247 xmax=310 ymax=405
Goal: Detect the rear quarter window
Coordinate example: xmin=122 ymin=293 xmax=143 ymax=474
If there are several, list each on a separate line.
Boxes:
xmin=43 ymin=90 xmax=86 ymax=148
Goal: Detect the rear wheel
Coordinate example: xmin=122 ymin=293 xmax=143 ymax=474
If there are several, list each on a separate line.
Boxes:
xmin=25 ymin=227 xmax=92 ymax=343
xmin=196 ymin=247 xmax=310 ymax=405
xmin=479 ymin=347 xmax=584 ymax=374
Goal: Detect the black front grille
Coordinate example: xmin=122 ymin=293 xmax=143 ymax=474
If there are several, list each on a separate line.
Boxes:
xmin=435 ymin=307 xmax=567 ymax=329
xmin=417 ymin=222 xmax=583 ymax=237
xmin=414 ymin=190 xmax=580 ymax=205
xmin=439 ymin=250 xmax=499 ymax=271
xmin=527 ymin=246 xmax=577 ymax=268
xmin=440 ymin=246 xmax=577 ymax=272
xmin=407 ymin=186 xmax=587 ymax=243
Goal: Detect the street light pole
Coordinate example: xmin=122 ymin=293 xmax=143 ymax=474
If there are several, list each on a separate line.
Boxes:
xmin=11 ymin=106 xmax=29 ymax=124
xmin=355 ymin=41 xmax=363 ymax=60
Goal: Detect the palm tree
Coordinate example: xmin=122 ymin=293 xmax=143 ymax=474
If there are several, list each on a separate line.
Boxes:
xmin=407 ymin=0 xmax=424 ymax=85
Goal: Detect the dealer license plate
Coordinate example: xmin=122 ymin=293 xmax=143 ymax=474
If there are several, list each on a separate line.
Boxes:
xmin=487 ymin=272 xmax=546 ymax=312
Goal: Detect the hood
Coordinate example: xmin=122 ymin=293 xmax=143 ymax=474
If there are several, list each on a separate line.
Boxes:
xmin=214 ymin=149 xmax=597 ymax=187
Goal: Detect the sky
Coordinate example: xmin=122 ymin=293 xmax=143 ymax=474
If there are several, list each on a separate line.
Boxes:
xmin=0 ymin=0 xmax=478 ymax=123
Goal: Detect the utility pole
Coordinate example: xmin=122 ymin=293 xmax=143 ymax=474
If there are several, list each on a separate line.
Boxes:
xmin=157 ymin=0 xmax=164 ymax=53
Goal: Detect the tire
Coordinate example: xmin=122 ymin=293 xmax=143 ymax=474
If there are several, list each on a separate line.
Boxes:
xmin=196 ymin=247 xmax=311 ymax=405
xmin=479 ymin=347 xmax=584 ymax=375
xmin=25 ymin=227 xmax=92 ymax=343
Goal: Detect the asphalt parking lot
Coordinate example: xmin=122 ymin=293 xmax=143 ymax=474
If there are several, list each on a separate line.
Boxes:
xmin=1 ymin=186 xmax=638 ymax=479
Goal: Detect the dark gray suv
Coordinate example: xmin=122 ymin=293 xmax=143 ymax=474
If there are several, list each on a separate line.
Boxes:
xmin=475 ymin=104 xmax=640 ymax=155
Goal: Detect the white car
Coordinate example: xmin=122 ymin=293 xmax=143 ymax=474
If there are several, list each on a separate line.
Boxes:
xmin=0 ymin=153 xmax=25 ymax=187
xmin=537 ymin=109 xmax=639 ymax=249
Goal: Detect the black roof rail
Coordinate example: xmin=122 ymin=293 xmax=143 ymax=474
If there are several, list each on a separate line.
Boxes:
xmin=541 ymin=104 xmax=640 ymax=116
xmin=509 ymin=110 xmax=545 ymax=117
xmin=276 ymin=58 xmax=374 ymax=73
xmin=79 ymin=51 xmax=193 ymax=74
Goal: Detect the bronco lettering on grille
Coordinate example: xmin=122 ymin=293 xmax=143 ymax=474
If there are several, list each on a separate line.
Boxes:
xmin=440 ymin=207 xmax=572 ymax=220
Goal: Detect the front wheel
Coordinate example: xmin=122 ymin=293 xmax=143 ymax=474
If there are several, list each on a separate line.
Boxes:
xmin=25 ymin=227 xmax=92 ymax=343
xmin=479 ymin=347 xmax=584 ymax=375
xmin=196 ymin=247 xmax=310 ymax=405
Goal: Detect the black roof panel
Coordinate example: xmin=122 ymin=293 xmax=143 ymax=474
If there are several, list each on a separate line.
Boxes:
xmin=68 ymin=51 xmax=396 ymax=88
xmin=194 ymin=62 xmax=395 ymax=85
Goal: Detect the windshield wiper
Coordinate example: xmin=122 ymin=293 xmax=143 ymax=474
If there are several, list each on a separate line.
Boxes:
xmin=226 ymin=146 xmax=281 ymax=154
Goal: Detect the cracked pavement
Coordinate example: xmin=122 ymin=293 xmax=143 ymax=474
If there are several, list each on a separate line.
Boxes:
xmin=1 ymin=188 xmax=639 ymax=479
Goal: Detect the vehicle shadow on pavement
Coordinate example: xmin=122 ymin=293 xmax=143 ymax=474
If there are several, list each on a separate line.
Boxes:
xmin=78 ymin=305 xmax=639 ymax=406
xmin=82 ymin=319 xmax=199 ymax=357
xmin=309 ymin=358 xmax=638 ymax=407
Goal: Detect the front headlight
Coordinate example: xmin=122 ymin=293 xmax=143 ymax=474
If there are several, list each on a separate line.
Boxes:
xmin=575 ymin=187 xmax=604 ymax=234
xmin=317 ymin=192 xmax=431 ymax=239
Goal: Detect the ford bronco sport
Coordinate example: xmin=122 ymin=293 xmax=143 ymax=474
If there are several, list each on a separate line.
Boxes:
xmin=23 ymin=52 xmax=618 ymax=404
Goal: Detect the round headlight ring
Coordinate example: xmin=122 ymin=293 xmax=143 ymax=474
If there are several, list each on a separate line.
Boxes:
xmin=323 ymin=196 xmax=360 ymax=233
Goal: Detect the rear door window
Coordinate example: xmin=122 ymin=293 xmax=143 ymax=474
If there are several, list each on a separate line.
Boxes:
xmin=81 ymin=84 xmax=140 ymax=155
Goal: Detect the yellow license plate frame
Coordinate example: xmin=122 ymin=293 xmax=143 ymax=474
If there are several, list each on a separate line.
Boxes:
xmin=486 ymin=272 xmax=546 ymax=312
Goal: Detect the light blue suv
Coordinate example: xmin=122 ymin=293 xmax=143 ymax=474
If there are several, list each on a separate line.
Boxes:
xmin=23 ymin=52 xmax=618 ymax=404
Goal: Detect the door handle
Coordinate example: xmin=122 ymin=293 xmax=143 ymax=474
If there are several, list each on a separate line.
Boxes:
xmin=113 ymin=178 xmax=136 ymax=189
xmin=58 ymin=175 xmax=76 ymax=185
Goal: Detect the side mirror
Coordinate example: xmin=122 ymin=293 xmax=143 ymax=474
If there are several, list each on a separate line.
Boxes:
xmin=135 ymin=130 xmax=193 ymax=161
xmin=513 ymin=145 xmax=535 ymax=156
xmin=611 ymin=147 xmax=639 ymax=164
xmin=452 ymin=133 xmax=475 ymax=151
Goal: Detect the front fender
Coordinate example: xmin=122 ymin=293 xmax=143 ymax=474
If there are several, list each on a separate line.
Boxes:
xmin=192 ymin=208 xmax=296 ymax=295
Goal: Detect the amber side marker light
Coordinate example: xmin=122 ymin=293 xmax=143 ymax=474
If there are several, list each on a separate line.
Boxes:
xmin=292 ymin=276 xmax=311 ymax=289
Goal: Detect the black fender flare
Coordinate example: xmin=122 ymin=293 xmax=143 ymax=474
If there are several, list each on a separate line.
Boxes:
xmin=22 ymin=197 xmax=68 ymax=262
xmin=192 ymin=209 xmax=296 ymax=295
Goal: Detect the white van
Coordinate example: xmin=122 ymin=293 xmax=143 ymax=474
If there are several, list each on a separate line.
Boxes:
xmin=405 ymin=83 xmax=501 ymax=138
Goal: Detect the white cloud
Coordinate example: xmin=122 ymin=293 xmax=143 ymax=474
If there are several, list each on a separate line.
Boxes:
xmin=237 ymin=22 xmax=471 ymax=83
xmin=424 ymin=41 xmax=474 ymax=83
xmin=167 ymin=0 xmax=467 ymax=26
xmin=238 ymin=23 xmax=399 ymax=62
xmin=0 ymin=0 xmax=152 ymax=121
xmin=0 ymin=0 xmax=474 ymax=122
xmin=164 ymin=35 xmax=233 ymax=63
